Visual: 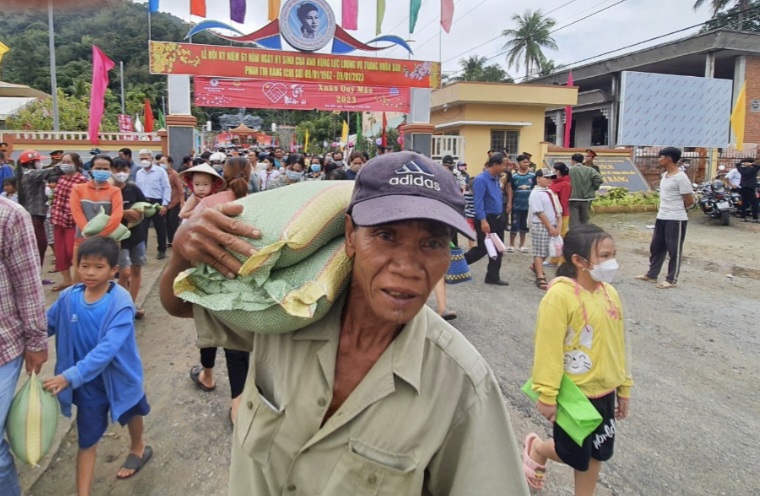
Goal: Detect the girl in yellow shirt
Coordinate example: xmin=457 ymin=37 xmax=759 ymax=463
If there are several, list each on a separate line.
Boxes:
xmin=523 ymin=224 xmax=633 ymax=495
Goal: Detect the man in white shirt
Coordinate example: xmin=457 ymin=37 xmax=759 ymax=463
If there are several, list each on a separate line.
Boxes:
xmin=135 ymin=149 xmax=171 ymax=259
xmin=726 ymin=165 xmax=741 ymax=191
xmin=636 ymin=147 xmax=694 ymax=289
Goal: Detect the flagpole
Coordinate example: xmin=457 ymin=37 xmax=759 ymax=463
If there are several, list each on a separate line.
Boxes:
xmin=120 ymin=61 xmax=126 ymax=114
xmin=47 ymin=0 xmax=60 ymax=132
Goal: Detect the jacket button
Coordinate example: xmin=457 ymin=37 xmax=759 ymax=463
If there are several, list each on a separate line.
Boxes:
xmin=287 ymin=483 xmax=297 ymax=491
xmin=247 ymin=401 xmax=253 ymax=409
xmin=367 ymin=474 xmax=378 ymax=485
xmin=317 ymin=397 xmax=327 ymax=407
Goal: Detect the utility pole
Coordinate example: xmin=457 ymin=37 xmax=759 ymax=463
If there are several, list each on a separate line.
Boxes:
xmin=47 ymin=0 xmax=59 ymax=131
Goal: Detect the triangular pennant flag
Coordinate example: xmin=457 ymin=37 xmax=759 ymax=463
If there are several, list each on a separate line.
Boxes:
xmin=563 ymin=71 xmax=574 ymax=148
xmin=0 ymin=41 xmax=9 ymax=64
xmin=441 ymin=0 xmax=454 ymax=33
xmin=268 ymin=0 xmax=281 ymax=21
xmin=88 ymin=46 xmax=116 ymax=145
xmin=376 ymin=0 xmax=386 ymax=35
xmin=190 ymin=0 xmax=206 ymax=17
xmin=149 ymin=0 xmax=159 ymax=13
xmin=230 ymin=0 xmax=246 ymax=23
xmin=343 ymin=0 xmax=358 ymax=31
xmin=144 ymin=99 xmax=155 ymax=133
xmin=731 ymin=82 xmax=747 ymax=151
xmin=410 ymin=0 xmax=422 ymax=33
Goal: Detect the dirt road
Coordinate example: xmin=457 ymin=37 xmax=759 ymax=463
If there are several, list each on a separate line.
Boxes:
xmin=26 ymin=211 xmax=760 ymax=496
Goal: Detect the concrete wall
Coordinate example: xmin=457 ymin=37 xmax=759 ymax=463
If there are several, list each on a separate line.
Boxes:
xmin=573 ymin=113 xmax=593 ymax=148
xmin=746 ymin=56 xmax=760 ymax=145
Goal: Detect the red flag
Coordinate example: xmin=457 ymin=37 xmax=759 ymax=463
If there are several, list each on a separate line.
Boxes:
xmin=88 ymin=46 xmax=115 ymax=145
xmin=441 ymin=0 xmax=454 ymax=33
xmin=190 ymin=0 xmax=206 ymax=17
xmin=381 ymin=112 xmax=388 ymax=147
xmin=144 ymin=99 xmax=155 ymax=133
xmin=563 ymin=71 xmax=574 ymax=148
xmin=342 ymin=0 xmax=358 ymax=30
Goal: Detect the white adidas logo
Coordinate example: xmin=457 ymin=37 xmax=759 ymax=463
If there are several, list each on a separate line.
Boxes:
xmin=390 ymin=160 xmax=441 ymax=191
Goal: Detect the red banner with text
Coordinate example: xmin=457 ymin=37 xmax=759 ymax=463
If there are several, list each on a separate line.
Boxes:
xmin=194 ymin=77 xmax=411 ymax=113
xmin=150 ymin=41 xmax=440 ymax=89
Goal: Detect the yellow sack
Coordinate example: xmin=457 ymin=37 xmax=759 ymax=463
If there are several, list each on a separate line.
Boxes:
xmin=6 ymin=372 xmax=60 ymax=466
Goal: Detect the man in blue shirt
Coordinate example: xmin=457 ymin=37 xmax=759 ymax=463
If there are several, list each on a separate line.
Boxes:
xmin=135 ymin=149 xmax=171 ymax=259
xmin=464 ymin=152 xmax=510 ymax=285
xmin=508 ymin=155 xmax=536 ymax=253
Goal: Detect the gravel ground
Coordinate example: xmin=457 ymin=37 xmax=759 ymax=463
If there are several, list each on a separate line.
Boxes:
xmin=26 ymin=211 xmax=760 ymax=496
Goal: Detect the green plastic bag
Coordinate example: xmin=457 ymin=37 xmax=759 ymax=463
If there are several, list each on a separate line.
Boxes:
xmin=522 ymin=375 xmax=603 ymax=446
xmin=6 ymin=372 xmax=60 ymax=466
xmin=82 ymin=206 xmax=131 ymax=241
xmin=127 ymin=202 xmax=162 ymax=228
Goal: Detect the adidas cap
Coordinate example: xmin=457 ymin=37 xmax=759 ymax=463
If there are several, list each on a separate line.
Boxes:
xmin=347 ymin=151 xmax=475 ymax=240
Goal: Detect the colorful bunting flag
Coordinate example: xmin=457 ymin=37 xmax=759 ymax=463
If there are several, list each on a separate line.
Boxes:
xmin=441 ymin=0 xmax=454 ymax=33
xmin=149 ymin=0 xmax=159 ymax=13
xmin=410 ymin=0 xmax=422 ymax=34
xmin=190 ymin=0 xmax=206 ymax=18
xmin=341 ymin=120 xmax=349 ymax=151
xmin=563 ymin=71 xmax=574 ymax=148
xmin=0 ymin=41 xmax=9 ymax=64
xmin=381 ymin=112 xmax=388 ymax=147
xmin=731 ymin=82 xmax=747 ymax=151
xmin=230 ymin=0 xmax=246 ymax=23
xmin=304 ymin=129 xmax=310 ymax=152
xmin=343 ymin=0 xmax=358 ymax=31
xmin=376 ymin=0 xmax=386 ymax=35
xmin=269 ymin=0 xmax=281 ymax=21
xmin=355 ymin=112 xmax=362 ymax=150
xmin=88 ymin=46 xmax=115 ymax=145
xmin=144 ymin=99 xmax=155 ymax=133
xmin=157 ymin=109 xmax=166 ymax=130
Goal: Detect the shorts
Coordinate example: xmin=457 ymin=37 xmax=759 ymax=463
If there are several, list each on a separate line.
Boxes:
xmin=554 ymin=392 xmax=616 ymax=471
xmin=76 ymin=395 xmax=150 ymax=449
xmin=531 ymin=222 xmax=552 ymax=258
xmin=510 ymin=210 xmax=530 ymax=233
xmin=119 ymin=242 xmax=147 ymax=268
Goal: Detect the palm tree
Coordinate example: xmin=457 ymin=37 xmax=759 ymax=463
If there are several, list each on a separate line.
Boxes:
xmin=694 ymin=0 xmax=751 ymax=29
xmin=502 ymin=10 xmax=558 ymax=80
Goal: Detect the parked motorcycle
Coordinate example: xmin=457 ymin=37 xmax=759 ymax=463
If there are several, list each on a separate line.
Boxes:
xmin=696 ymin=178 xmax=733 ymax=226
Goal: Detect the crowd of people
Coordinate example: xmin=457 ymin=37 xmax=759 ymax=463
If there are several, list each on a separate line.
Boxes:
xmin=1 ymin=142 xmax=722 ymax=496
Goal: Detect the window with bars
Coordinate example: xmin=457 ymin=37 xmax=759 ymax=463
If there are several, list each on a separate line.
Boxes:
xmin=490 ymin=130 xmax=520 ymax=160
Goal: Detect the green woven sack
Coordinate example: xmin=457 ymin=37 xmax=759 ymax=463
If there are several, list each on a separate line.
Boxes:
xmin=6 ymin=372 xmax=60 ymax=466
xmin=127 ymin=202 xmax=161 ymax=228
xmin=176 ymin=237 xmax=352 ymax=334
xmin=174 ymin=181 xmax=356 ymax=334
xmin=231 ymin=181 xmax=354 ymax=284
xmin=82 ymin=206 xmax=131 ymax=241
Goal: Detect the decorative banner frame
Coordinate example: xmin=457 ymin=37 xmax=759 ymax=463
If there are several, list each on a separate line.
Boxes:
xmin=194 ymin=77 xmax=411 ymax=113
xmin=150 ymin=41 xmax=440 ymax=89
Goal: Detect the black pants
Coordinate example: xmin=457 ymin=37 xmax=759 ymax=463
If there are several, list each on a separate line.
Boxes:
xmin=464 ymin=213 xmax=506 ymax=283
xmin=31 ymin=215 xmax=47 ymax=266
xmin=166 ymin=204 xmax=181 ymax=244
xmin=740 ymin=187 xmax=758 ymax=220
xmin=646 ymin=219 xmax=687 ymax=284
xmin=200 ymin=348 xmax=250 ymax=399
xmin=145 ymin=198 xmax=167 ymax=253
xmin=569 ymin=201 xmax=591 ymax=228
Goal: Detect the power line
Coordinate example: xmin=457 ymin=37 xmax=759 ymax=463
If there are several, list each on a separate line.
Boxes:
xmin=412 ymin=0 xmax=490 ymax=53
xmin=445 ymin=0 xmax=627 ymax=75
xmin=546 ymin=0 xmax=580 ymax=16
xmin=447 ymin=5 xmax=760 ymax=82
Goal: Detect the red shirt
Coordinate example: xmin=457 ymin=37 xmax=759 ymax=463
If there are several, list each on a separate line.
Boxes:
xmin=50 ymin=173 xmax=88 ymax=228
xmin=550 ymin=175 xmax=572 ymax=217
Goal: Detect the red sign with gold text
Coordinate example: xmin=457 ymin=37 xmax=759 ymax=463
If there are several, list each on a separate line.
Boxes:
xmin=150 ymin=41 xmax=440 ymax=89
xmin=194 ymin=77 xmax=410 ymax=113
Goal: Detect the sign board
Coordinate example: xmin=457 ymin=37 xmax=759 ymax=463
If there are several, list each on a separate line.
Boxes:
xmin=544 ymin=153 xmax=651 ymax=193
xmin=618 ymin=71 xmax=732 ymax=148
xmin=150 ymin=41 xmax=440 ymax=89
xmin=194 ymin=77 xmax=410 ymax=113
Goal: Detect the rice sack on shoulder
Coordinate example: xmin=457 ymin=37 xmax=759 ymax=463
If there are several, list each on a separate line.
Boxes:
xmin=174 ymin=181 xmax=355 ymax=334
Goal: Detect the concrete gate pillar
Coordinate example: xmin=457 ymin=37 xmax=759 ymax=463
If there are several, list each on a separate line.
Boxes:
xmin=403 ymin=88 xmax=434 ymax=157
xmin=166 ymin=75 xmax=197 ymax=169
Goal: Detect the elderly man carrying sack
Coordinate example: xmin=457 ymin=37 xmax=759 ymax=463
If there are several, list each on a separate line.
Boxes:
xmin=160 ymin=152 xmax=530 ymax=495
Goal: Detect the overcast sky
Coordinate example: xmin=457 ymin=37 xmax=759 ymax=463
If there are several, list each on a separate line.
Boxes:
xmin=141 ymin=0 xmax=712 ymax=79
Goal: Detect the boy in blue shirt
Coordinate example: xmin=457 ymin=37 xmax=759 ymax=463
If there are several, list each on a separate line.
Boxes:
xmin=44 ymin=236 xmax=152 ymax=493
xmin=508 ymin=154 xmax=536 ymax=253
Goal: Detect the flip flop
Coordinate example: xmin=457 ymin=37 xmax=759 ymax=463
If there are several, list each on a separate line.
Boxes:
xmin=135 ymin=308 xmax=145 ymax=319
xmin=656 ymin=281 xmax=676 ymax=289
xmin=116 ymin=445 xmax=153 ymax=480
xmin=439 ymin=310 xmax=457 ymax=321
xmin=51 ymin=284 xmax=72 ymax=292
xmin=41 ymin=279 xmax=55 ymax=285
xmin=189 ymin=365 xmax=216 ymax=392
xmin=634 ymin=275 xmax=657 ymax=283
xmin=522 ymin=433 xmax=546 ymax=490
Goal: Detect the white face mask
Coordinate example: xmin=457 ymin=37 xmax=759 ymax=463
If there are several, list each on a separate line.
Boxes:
xmin=588 ymin=259 xmax=619 ymax=284
xmin=113 ymin=172 xmax=129 ymax=183
xmin=140 ymin=160 xmax=152 ymax=168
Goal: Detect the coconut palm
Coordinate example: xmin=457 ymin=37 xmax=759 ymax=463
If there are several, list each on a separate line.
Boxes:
xmin=502 ymin=10 xmax=558 ymax=80
xmin=694 ymin=0 xmax=751 ymax=28
xmin=451 ymin=55 xmax=513 ymax=83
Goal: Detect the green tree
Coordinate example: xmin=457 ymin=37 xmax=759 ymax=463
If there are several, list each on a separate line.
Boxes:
xmin=6 ymin=89 xmax=118 ymax=132
xmin=502 ymin=9 xmax=558 ymax=80
xmin=450 ymin=55 xmax=514 ymax=83
xmin=700 ymin=0 xmax=760 ymax=31
xmin=539 ymin=58 xmax=557 ymax=77
xmin=694 ymin=0 xmax=751 ymax=29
